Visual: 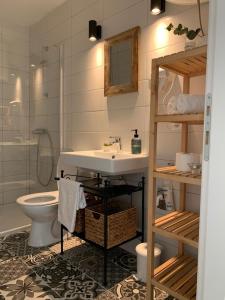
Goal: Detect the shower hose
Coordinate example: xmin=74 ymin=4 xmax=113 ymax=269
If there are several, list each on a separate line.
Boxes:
xmin=36 ymin=130 xmax=54 ymax=187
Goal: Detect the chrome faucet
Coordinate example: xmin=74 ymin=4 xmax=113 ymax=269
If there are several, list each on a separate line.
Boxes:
xmin=109 ymin=136 xmax=122 ymax=151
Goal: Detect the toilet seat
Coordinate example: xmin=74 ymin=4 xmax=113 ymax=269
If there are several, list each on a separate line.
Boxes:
xmin=17 ymin=191 xmax=59 ymax=206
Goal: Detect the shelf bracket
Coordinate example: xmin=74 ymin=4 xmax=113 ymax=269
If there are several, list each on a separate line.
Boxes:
xmin=204 ymin=93 xmax=212 ymax=161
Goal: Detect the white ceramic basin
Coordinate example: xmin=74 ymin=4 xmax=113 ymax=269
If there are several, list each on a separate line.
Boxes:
xmin=60 ymin=150 xmax=148 ymax=175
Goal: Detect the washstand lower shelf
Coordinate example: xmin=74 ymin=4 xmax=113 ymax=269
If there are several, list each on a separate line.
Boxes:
xmin=71 ymin=230 xmax=143 ymax=250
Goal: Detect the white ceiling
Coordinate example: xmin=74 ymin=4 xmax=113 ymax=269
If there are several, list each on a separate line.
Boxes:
xmin=0 ymin=0 xmax=67 ymax=27
xmin=167 ymin=0 xmax=208 ymax=4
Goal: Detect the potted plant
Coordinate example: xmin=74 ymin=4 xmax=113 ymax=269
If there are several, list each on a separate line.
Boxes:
xmin=166 ymin=0 xmax=205 ymax=49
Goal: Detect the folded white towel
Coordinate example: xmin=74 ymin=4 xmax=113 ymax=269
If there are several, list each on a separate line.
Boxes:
xmin=167 ymin=95 xmax=177 ymax=114
xmin=167 ymin=94 xmax=205 ymax=114
xmin=58 ymin=178 xmax=86 ymax=233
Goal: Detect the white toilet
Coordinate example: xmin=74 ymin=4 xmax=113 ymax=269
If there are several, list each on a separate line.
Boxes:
xmin=17 ymin=191 xmax=61 ymax=247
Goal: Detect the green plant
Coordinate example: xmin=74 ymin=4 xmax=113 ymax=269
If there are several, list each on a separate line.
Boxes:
xmin=167 ymin=0 xmax=205 ymax=41
xmin=166 ymin=23 xmax=201 ymax=40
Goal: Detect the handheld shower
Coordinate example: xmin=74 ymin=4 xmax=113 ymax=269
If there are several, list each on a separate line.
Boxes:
xmin=33 ymin=128 xmax=54 ymax=187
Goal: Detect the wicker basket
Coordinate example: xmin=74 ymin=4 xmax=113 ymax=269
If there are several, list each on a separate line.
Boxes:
xmin=85 ymin=204 xmax=137 ymax=249
xmin=74 ymin=194 xmax=100 ymax=233
xmin=74 ymin=210 xmax=85 ymax=233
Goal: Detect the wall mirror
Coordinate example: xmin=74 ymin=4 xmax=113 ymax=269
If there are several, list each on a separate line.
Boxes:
xmin=104 ymin=26 xmax=140 ymax=96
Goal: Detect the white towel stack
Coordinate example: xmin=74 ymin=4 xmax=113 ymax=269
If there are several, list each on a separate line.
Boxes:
xmin=58 ymin=178 xmax=86 ymax=233
xmin=167 ymin=94 xmax=205 ymax=115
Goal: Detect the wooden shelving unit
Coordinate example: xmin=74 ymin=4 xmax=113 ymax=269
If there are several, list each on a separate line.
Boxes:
xmin=147 ymin=45 xmax=207 ymax=300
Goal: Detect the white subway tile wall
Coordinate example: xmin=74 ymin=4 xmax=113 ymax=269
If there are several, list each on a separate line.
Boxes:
xmin=29 ymin=0 xmax=209 ymax=258
xmin=0 ymin=23 xmax=30 ymax=206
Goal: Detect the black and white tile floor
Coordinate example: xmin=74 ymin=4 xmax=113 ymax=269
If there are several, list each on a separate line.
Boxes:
xmin=0 ymin=231 xmax=174 ymax=299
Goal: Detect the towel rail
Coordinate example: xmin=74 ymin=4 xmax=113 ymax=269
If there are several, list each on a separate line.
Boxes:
xmin=55 ymin=169 xmax=98 ymax=181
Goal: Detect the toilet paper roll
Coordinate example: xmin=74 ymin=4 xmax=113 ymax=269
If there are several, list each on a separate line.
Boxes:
xmin=136 ymin=243 xmax=161 ymax=283
xmin=176 ymin=152 xmax=200 ymax=172
xmin=136 ymin=243 xmax=147 ymax=283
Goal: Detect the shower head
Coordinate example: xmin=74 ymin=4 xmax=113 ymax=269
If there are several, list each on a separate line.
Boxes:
xmin=32 ymin=128 xmax=47 ymax=135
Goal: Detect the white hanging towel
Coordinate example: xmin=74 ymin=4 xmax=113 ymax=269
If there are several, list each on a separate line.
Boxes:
xmin=58 ymin=178 xmax=86 ymax=233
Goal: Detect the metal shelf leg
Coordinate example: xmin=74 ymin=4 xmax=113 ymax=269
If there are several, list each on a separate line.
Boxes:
xmin=60 ymin=224 xmax=64 ymax=255
xmin=141 ymin=177 xmax=145 ymax=242
xmin=103 ymin=197 xmax=108 ymax=286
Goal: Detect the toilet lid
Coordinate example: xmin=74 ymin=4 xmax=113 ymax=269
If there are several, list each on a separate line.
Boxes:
xmin=17 ymin=191 xmax=59 ymax=206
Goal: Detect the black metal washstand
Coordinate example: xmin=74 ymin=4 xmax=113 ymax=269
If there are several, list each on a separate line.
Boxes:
xmin=56 ymin=170 xmax=145 ymax=286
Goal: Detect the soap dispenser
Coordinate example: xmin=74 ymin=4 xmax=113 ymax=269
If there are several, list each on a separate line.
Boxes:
xmin=131 ymin=129 xmax=141 ymax=154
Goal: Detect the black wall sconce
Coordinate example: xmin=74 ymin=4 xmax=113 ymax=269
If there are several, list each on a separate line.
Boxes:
xmin=89 ymin=20 xmax=102 ymax=42
xmin=151 ymin=0 xmax=166 ymax=15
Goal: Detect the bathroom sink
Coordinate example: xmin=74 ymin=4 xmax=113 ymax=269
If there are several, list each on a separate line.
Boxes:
xmin=60 ymin=150 xmax=148 ymax=174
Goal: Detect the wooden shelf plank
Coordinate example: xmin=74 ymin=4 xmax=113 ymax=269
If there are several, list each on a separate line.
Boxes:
xmin=154 ymin=45 xmax=207 ymax=77
xmin=154 ymin=166 xmax=201 ymax=186
xmin=153 ymin=211 xmax=199 ymax=248
xmin=155 ymin=113 xmax=204 ymax=124
xmin=152 ymin=256 xmax=197 ymax=300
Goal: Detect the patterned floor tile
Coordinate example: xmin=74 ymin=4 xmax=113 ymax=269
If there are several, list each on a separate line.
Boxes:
xmin=0 ymin=258 xmax=30 ymax=285
xmin=0 ymin=231 xmax=31 ymax=257
xmin=110 ymin=275 xmax=169 ymax=300
xmin=0 ymin=249 xmax=14 ymax=263
xmin=0 ymin=291 xmax=5 ymax=300
xmin=54 ymin=273 xmax=106 ymax=299
xmin=0 ymin=272 xmax=57 ymax=300
xmin=2 ymin=234 xmax=44 ymax=258
xmin=0 ymin=243 xmax=7 ymax=251
xmin=1 ymin=231 xmax=30 ymax=246
xmin=34 ymin=256 xmax=82 ymax=290
xmin=0 ymin=231 xmax=57 ymax=268
xmin=0 ymin=230 xmax=174 ymax=299
xmin=78 ymin=256 xmax=131 ymax=288
xmin=23 ymin=248 xmax=57 ymax=268
xmin=49 ymin=235 xmax=86 ymax=255
xmin=110 ymin=275 xmax=146 ymax=299
xmin=109 ymin=247 xmax=137 ymax=273
xmin=155 ymin=288 xmax=170 ymax=300
xmin=61 ymin=243 xmax=102 ymax=268
xmin=96 ymin=290 xmax=118 ymax=299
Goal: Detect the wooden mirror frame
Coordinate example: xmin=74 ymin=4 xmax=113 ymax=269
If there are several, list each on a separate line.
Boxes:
xmin=104 ymin=26 xmax=140 ymax=96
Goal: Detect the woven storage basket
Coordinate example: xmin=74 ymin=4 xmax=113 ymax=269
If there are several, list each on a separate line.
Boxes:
xmin=74 ymin=210 xmax=85 ymax=233
xmin=74 ymin=194 xmax=100 ymax=233
xmin=85 ymin=204 xmax=137 ymax=249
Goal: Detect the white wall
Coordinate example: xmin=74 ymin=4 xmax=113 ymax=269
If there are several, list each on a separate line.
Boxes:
xmin=198 ymin=1 xmax=225 ymax=299
xmin=0 ymin=23 xmax=30 ymax=206
xmin=29 ymin=0 xmax=209 ymax=256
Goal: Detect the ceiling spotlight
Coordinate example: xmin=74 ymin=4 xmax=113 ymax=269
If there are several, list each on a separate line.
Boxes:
xmin=89 ymin=20 xmax=102 ymax=42
xmin=151 ymin=0 xmax=166 ymax=15
xmin=10 ymin=73 xmax=16 ymax=77
xmin=30 ymin=64 xmax=36 ymax=68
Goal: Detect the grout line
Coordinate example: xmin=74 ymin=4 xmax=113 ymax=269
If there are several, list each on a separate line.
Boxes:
xmin=101 ymin=0 xmax=145 ymax=23
xmin=0 ymin=224 xmax=31 ymax=237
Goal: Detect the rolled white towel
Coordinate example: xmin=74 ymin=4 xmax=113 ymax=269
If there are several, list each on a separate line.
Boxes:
xmin=167 ymin=96 xmax=178 ymax=114
xmin=176 ymin=94 xmax=205 ymax=114
xmin=167 ymin=94 xmax=205 ymax=114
